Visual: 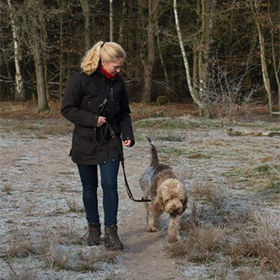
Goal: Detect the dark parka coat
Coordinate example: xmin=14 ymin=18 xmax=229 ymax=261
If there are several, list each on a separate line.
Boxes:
xmin=61 ymin=70 xmax=135 ymax=165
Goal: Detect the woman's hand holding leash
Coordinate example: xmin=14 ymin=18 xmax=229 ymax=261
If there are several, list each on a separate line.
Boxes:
xmin=97 ymin=116 xmax=106 ymax=127
xmin=123 ymin=139 xmax=132 ymax=147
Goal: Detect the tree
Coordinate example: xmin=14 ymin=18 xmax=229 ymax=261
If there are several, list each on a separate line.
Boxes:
xmin=249 ymin=0 xmax=273 ymax=114
xmin=140 ymin=0 xmax=159 ymax=102
xmin=22 ymin=0 xmax=49 ymax=111
xmin=109 ymin=0 xmax=113 ymax=41
xmin=173 ymin=0 xmax=206 ymax=114
xmin=7 ymin=0 xmax=25 ymax=101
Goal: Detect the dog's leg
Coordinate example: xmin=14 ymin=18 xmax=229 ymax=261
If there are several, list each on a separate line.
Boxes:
xmin=147 ymin=198 xmax=162 ymax=232
xmin=167 ymin=216 xmax=181 ymax=243
xmin=144 ymin=201 xmax=157 ymax=232
xmin=144 ymin=202 xmax=150 ymax=224
xmin=147 ymin=211 xmax=161 ymax=232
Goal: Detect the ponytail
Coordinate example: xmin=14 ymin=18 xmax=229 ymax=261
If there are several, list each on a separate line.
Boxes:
xmin=80 ymin=41 xmax=104 ymax=76
xmin=81 ymin=41 xmax=126 ymax=76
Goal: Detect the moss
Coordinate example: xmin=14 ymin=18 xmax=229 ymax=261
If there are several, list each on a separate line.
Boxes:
xmin=156 ymin=95 xmax=169 ymax=105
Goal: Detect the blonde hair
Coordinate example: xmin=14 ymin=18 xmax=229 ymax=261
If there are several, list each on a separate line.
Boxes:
xmin=80 ymin=41 xmax=126 ymax=75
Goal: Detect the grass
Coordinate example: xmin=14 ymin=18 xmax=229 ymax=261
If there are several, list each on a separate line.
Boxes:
xmin=3 ymin=232 xmax=41 ymax=259
xmin=134 ymin=116 xmax=235 ymax=130
xmin=4 ymin=262 xmax=39 ymax=280
xmin=159 ymin=147 xmax=186 ymax=156
xmin=1 ymin=101 xmax=279 ymax=279
xmin=66 ymin=199 xmax=84 ymax=213
xmin=252 ymin=163 xmax=280 ymax=175
xmin=168 ymin=224 xmax=226 ymax=263
xmin=186 ymin=150 xmax=212 ymax=159
xmin=258 ymin=181 xmax=280 ymax=196
xmin=170 ymin=203 xmax=280 ymax=274
xmin=226 ymin=162 xmax=280 ymax=191
xmin=153 ymin=134 xmax=185 ymax=142
xmin=192 ymin=184 xmax=225 ymax=208
xmin=45 ymin=242 xmax=117 ymax=272
xmin=2 ymin=185 xmax=12 ymax=194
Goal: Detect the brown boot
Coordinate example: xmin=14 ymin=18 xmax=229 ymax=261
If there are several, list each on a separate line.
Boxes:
xmin=88 ymin=222 xmax=101 ymax=246
xmin=104 ymin=225 xmax=123 ymax=250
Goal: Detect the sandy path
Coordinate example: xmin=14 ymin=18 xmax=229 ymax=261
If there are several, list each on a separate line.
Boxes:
xmin=118 ymin=163 xmax=184 ymax=280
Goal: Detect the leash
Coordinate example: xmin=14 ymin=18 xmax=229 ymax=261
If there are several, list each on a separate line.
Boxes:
xmin=106 ymin=123 xmax=151 ymax=203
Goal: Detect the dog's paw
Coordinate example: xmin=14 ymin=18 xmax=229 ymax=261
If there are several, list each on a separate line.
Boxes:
xmin=167 ymin=235 xmax=180 ymax=243
xmin=147 ymin=225 xmax=158 ymax=232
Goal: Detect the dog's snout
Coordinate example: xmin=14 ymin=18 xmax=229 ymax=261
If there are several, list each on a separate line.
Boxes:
xmin=170 ymin=206 xmax=181 ymax=217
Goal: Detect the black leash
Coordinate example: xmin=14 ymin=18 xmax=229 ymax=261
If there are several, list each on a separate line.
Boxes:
xmin=106 ymin=123 xmax=151 ymax=203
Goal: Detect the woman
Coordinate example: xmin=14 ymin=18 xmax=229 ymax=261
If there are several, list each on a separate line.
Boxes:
xmin=61 ymin=41 xmax=134 ymax=250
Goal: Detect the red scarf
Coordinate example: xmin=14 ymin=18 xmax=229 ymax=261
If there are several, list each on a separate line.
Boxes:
xmin=98 ymin=63 xmax=117 ymax=79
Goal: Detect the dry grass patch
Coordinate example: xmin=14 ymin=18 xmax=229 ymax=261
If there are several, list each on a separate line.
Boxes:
xmin=168 ymin=224 xmax=226 ymax=263
xmin=130 ymin=102 xmax=198 ymax=121
xmin=2 ymin=185 xmax=12 ymax=194
xmin=42 ymin=223 xmax=84 ymax=246
xmin=154 ymin=134 xmax=185 ymax=142
xmin=134 ymin=116 xmax=233 ymax=131
xmin=177 ymin=202 xmax=280 ymax=274
xmin=45 ymin=242 xmax=117 ymax=272
xmin=3 ymin=232 xmax=41 ymax=259
xmin=4 ymin=262 xmax=39 ymax=280
xmin=66 ymin=199 xmax=84 ymax=213
xmin=186 ymin=151 xmax=212 ymax=159
xmin=192 ymin=183 xmax=225 ymax=208
xmin=228 ymin=212 xmax=280 ymax=272
xmin=226 ymin=162 xmax=280 ymax=194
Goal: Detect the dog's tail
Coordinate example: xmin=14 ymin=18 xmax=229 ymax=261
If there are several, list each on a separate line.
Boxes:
xmin=146 ymin=136 xmax=159 ymax=165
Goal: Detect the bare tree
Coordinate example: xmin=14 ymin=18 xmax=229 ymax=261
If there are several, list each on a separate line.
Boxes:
xmin=249 ymin=0 xmax=273 ymax=114
xmin=109 ymin=0 xmax=113 ymax=41
xmin=268 ymin=0 xmax=280 ymax=112
xmin=22 ymin=0 xmax=49 ymax=111
xmin=118 ymin=0 xmax=127 ymax=45
xmin=173 ymin=0 xmax=207 ymax=114
xmin=7 ymin=0 xmax=25 ymax=101
xmin=197 ymin=0 xmax=217 ymax=113
xmin=80 ymin=0 xmax=91 ymax=50
xmin=140 ymin=0 xmax=159 ymax=102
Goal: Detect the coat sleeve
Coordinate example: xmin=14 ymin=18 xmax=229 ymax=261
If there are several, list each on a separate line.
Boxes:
xmin=118 ymin=78 xmax=135 ymax=146
xmin=61 ymin=72 xmax=99 ymax=127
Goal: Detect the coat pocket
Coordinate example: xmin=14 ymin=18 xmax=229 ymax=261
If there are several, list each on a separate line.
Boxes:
xmin=72 ymin=133 xmax=96 ymax=155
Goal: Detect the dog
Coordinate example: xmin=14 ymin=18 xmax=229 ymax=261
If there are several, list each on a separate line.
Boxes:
xmin=139 ymin=137 xmax=188 ymax=243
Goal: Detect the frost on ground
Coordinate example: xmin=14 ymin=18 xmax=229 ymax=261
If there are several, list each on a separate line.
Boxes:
xmin=0 ymin=117 xmax=280 ymax=280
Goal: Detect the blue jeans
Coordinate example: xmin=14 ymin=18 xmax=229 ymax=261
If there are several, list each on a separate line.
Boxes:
xmin=77 ymin=161 xmax=120 ymax=227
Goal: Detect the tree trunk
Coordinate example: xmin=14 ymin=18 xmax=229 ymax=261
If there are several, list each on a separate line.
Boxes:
xmin=33 ymin=41 xmax=49 ymax=111
xmin=42 ymin=23 xmax=50 ymax=102
xmin=250 ymin=0 xmax=273 ymax=114
xmin=109 ymin=0 xmax=113 ymax=41
xmin=272 ymin=40 xmax=280 ymax=111
xmin=80 ymin=0 xmax=91 ymax=50
xmin=198 ymin=0 xmax=217 ymax=116
xmin=155 ymin=23 xmax=169 ymax=84
xmin=173 ymin=0 xmax=206 ymax=113
xmin=7 ymin=0 xmax=25 ymax=101
xmin=59 ymin=14 xmax=63 ymax=101
xmin=26 ymin=0 xmax=49 ymax=111
xmin=140 ymin=0 xmax=158 ymax=102
xmin=118 ymin=0 xmax=127 ymax=46
xmin=268 ymin=3 xmax=280 ymax=111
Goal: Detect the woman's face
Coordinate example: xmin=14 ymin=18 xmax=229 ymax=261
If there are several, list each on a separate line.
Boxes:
xmin=102 ymin=58 xmax=125 ymax=75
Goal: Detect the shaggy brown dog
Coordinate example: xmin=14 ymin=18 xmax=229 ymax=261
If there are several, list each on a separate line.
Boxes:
xmin=139 ymin=137 xmax=188 ymax=243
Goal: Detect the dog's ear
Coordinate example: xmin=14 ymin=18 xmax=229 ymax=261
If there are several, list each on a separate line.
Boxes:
xmin=151 ymin=197 xmax=164 ymax=214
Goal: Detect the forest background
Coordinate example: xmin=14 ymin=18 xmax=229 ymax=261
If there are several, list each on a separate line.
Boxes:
xmin=0 ymin=0 xmax=279 ymax=118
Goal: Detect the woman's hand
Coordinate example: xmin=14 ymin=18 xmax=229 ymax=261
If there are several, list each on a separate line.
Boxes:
xmin=97 ymin=116 xmax=106 ymax=127
xmin=123 ymin=139 xmax=132 ymax=147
